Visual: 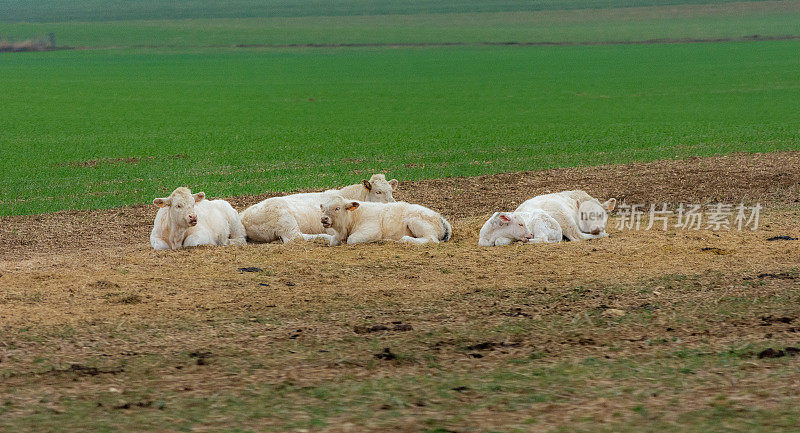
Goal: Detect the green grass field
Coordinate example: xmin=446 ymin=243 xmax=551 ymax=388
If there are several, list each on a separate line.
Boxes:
xmin=5 ymin=1 xmax=800 ymax=48
xmin=2 ymin=40 xmax=799 ymax=215
xmin=0 ymin=0 xmax=775 ymax=22
xmin=1 ymin=0 xmax=798 ymax=217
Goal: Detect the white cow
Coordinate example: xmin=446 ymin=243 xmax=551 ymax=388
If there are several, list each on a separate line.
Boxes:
xmin=515 ymin=190 xmax=616 ymax=241
xmin=150 ymin=187 xmax=246 ymax=250
xmin=318 ymin=192 xmax=452 ymax=245
xmin=240 ymin=174 xmax=399 ymax=243
xmin=478 ymin=210 xmax=562 ymax=246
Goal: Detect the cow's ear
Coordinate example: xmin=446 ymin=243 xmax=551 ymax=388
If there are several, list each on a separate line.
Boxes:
xmin=153 ymin=197 xmax=170 ymax=208
xmin=361 ymin=179 xmax=372 ymax=191
xmin=603 ymin=198 xmax=616 ymax=212
xmin=346 ymin=201 xmax=360 ymax=211
xmin=389 ymin=179 xmax=398 ymax=190
xmin=193 ymin=192 xmax=205 ymax=203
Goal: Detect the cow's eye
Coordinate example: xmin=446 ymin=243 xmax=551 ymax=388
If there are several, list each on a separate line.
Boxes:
xmin=519 ymin=223 xmax=524 ymax=226
xmin=176 ymin=205 xmax=182 ymax=208
xmin=376 ymin=191 xmax=382 ymax=194
xmin=335 ymin=207 xmax=340 ymax=211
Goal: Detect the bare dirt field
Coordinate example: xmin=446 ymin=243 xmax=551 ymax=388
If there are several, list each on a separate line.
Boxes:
xmin=1 ymin=151 xmax=799 ymax=432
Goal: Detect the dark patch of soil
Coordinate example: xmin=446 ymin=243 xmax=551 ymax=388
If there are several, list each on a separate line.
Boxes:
xmin=767 ymin=236 xmax=798 ymax=241
xmin=756 ymin=346 xmax=800 ymax=359
xmin=354 ymin=323 xmax=413 ymax=334
xmin=354 ymin=324 xmax=389 ymax=334
xmin=757 ymin=348 xmax=785 ymax=358
xmin=64 ymin=364 xmax=124 ymax=376
xmin=758 ymin=273 xmax=797 ymax=280
xmin=188 ymin=350 xmax=212 ymax=366
xmin=760 ymin=316 xmax=795 ymax=325
xmin=112 ymin=400 xmax=159 ymax=410
xmin=701 ymin=247 xmax=733 ymax=255
xmin=466 ymin=341 xmax=499 ymax=351
xmin=374 ymin=348 xmax=397 ymax=360
xmin=88 ymin=280 xmax=119 ymax=289
xmin=238 ymin=267 xmax=264 ymax=273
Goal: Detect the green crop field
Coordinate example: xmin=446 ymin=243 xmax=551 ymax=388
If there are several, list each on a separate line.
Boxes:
xmin=2 ymin=40 xmax=799 ymax=215
xmin=0 ymin=0 xmax=776 ymax=22
xmin=0 ymin=0 xmax=798 ymax=217
xmin=4 ymin=1 xmax=800 ymax=48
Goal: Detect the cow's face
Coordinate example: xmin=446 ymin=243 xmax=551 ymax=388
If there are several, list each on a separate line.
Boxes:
xmin=319 ymin=193 xmax=358 ymax=232
xmin=487 ymin=212 xmax=533 ymax=242
xmin=154 ymin=187 xmax=205 ymax=228
xmin=578 ymin=198 xmax=615 ymax=234
xmin=362 ymin=174 xmax=398 ymax=203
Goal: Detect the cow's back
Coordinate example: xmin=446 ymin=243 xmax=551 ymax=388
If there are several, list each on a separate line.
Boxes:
xmin=516 ymin=192 xmax=580 ymax=228
xmin=282 ymin=193 xmax=327 ymax=233
xmin=378 ymin=202 xmax=441 ymax=240
xmin=516 ymin=193 xmax=573 ymax=213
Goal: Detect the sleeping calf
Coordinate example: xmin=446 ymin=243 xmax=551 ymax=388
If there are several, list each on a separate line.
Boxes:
xmin=478 ymin=211 xmax=562 ymax=246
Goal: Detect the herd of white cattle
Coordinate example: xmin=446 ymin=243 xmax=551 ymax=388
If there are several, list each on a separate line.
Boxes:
xmin=150 ymin=173 xmax=617 ymax=250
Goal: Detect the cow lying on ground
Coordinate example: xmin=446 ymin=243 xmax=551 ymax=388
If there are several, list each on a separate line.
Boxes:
xmin=515 ymin=190 xmax=616 ymax=241
xmin=318 ymin=192 xmax=451 ymax=245
xmin=240 ymin=174 xmax=399 ymax=243
xmin=478 ymin=211 xmax=562 ymax=246
xmin=151 ymin=187 xmax=246 ymax=250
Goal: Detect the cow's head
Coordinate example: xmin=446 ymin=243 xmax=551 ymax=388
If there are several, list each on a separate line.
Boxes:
xmin=361 ymin=174 xmax=398 ymax=203
xmin=483 ymin=212 xmax=533 ymax=243
xmin=578 ymin=198 xmax=616 ymax=235
xmin=153 ymin=187 xmax=205 ymax=228
xmin=319 ymin=192 xmax=358 ymax=236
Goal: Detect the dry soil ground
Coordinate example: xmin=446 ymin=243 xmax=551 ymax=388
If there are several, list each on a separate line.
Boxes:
xmin=1 ymin=152 xmax=799 ymax=432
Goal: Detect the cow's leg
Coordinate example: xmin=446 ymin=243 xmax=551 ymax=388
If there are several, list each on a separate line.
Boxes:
xmin=346 ymin=233 xmax=377 ymax=244
xmin=184 ymin=231 xmax=216 ymax=247
xmin=559 ymin=219 xmax=592 ymax=241
xmin=574 ymin=221 xmax=609 ymax=239
xmin=300 ymin=233 xmax=334 ymax=244
xmin=346 ymin=225 xmax=381 ymax=244
xmin=226 ymin=213 xmax=248 ymax=246
xmin=271 ymin=214 xmax=307 ymax=243
xmin=150 ymin=236 xmax=171 ymax=250
xmin=530 ymin=217 xmax=562 ymax=243
xmin=582 ymin=231 xmax=609 ymax=239
xmin=542 ymin=211 xmax=583 ymax=242
xmin=402 ymin=219 xmax=439 ymax=244
xmin=493 ymin=237 xmax=514 ymax=246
